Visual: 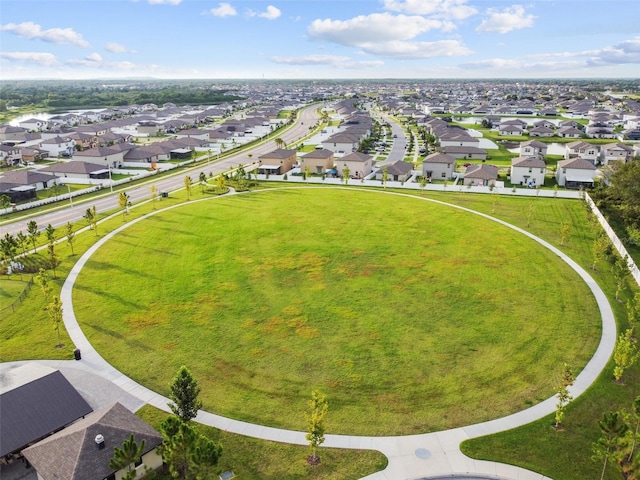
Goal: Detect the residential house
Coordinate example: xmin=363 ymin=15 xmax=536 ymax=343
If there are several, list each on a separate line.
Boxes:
xmin=510 ymin=156 xmax=546 ymax=187
xmin=0 ymin=363 xmax=93 ymax=460
xmin=0 ymin=144 xmax=21 ymax=166
xmin=23 ymin=402 xmax=163 ymax=480
xmin=619 ymin=128 xmax=640 ymax=141
xmin=18 ymin=118 xmax=49 ymax=132
xmin=440 ymin=146 xmax=487 ymax=161
xmin=0 ymin=125 xmax=28 ymax=142
xmin=0 ymin=170 xmax=58 ymax=193
xmin=38 ymin=136 xmax=76 ymax=157
xmin=258 ymin=148 xmax=297 ymax=175
xmin=599 ymin=143 xmax=634 ymax=165
xmin=376 ymin=160 xmax=413 ymax=182
xmin=463 ymin=164 xmax=498 ymax=186
xmin=72 ymin=146 xmax=124 ymax=168
xmin=564 ymin=141 xmax=600 ymax=164
xmin=498 ymin=124 xmax=525 ymax=136
xmin=520 ymin=140 xmax=548 ymax=159
xmin=299 ymin=149 xmax=335 ymax=175
xmin=556 ymin=157 xmax=597 ymax=189
xmin=557 ymin=126 xmax=584 ymax=138
xmin=322 ymin=133 xmax=361 ymax=155
xmin=339 ymin=152 xmax=373 ymax=179
xmin=529 ymin=126 xmax=555 ymax=137
xmin=422 ymin=152 xmax=456 ymax=180
xmin=438 ymin=132 xmax=480 ymax=148
xmin=40 ymin=161 xmax=110 ymax=181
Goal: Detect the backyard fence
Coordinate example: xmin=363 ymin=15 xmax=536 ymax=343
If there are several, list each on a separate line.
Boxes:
xmin=584 ymin=192 xmax=640 ymax=287
xmin=0 ymin=276 xmax=34 ymax=316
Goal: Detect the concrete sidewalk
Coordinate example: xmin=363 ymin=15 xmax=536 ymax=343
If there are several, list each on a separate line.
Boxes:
xmin=11 ymin=189 xmax=615 ymax=480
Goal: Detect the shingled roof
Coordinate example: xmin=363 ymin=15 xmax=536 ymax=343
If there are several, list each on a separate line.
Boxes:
xmin=23 ymin=402 xmax=162 ymax=480
xmin=0 ymin=363 xmax=93 ymax=457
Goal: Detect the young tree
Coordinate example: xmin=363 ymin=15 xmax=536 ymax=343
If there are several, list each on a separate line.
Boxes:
xmin=555 ymin=363 xmax=574 ymax=429
xmin=168 ymin=365 xmax=202 ymax=423
xmin=45 ymin=223 xmax=56 ymax=245
xmin=84 ymin=207 xmax=94 ymax=229
xmin=47 ymin=295 xmax=64 ymax=348
xmin=44 ymin=224 xmax=59 ymax=278
xmin=381 ymin=166 xmax=388 ymax=188
xmin=613 ymin=255 xmax=630 ymax=301
xmin=118 ymin=191 xmax=130 ymax=220
xmin=198 ymin=172 xmax=207 ymax=193
xmin=592 ymin=233 xmax=610 ymax=271
xmin=190 ymin=435 xmax=223 ymax=479
xmin=184 ymin=175 xmax=192 ymax=200
xmin=91 ymin=205 xmax=98 ymax=235
xmin=559 ymin=221 xmax=570 ymax=246
xmin=16 ymin=231 xmax=28 ymax=256
xmin=592 ymin=411 xmax=629 ymax=480
xmin=216 ymin=174 xmax=226 ymax=193
xmin=150 ymin=184 xmax=159 ymax=210
xmin=27 ymin=220 xmax=40 ymax=253
xmin=65 ymin=221 xmax=76 ymax=256
xmin=0 ymin=194 xmax=11 ymax=213
xmin=0 ymin=233 xmax=17 ymax=264
xmin=342 ymin=165 xmax=350 ymax=185
xmin=305 ymin=389 xmax=328 ymax=465
xmin=628 ymin=396 xmax=640 ymax=463
xmin=35 ymin=268 xmax=52 ymax=301
xmin=160 ymin=416 xmax=221 ymax=478
xmin=109 ymin=433 xmax=146 ymax=480
xmin=613 ymin=328 xmax=639 ymax=383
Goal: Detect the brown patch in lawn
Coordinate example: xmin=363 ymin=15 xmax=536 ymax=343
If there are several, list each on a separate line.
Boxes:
xmin=296 ymin=324 xmax=320 ymax=339
xmin=125 ymin=309 xmax=169 ymax=328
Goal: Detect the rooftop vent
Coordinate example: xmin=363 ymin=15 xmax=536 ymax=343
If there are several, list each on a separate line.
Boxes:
xmin=95 ymin=434 xmax=105 ymax=449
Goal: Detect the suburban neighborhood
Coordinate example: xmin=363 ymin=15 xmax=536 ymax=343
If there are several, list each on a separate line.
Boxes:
xmin=1 ymin=78 xmax=640 ymax=480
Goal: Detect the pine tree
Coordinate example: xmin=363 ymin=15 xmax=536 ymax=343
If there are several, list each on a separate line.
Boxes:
xmin=109 ymin=433 xmax=146 ymax=480
xmin=168 ymin=365 xmax=202 ymax=423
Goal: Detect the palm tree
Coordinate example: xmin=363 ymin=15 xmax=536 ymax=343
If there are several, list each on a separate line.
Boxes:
xmin=274 ymin=137 xmax=285 ymax=149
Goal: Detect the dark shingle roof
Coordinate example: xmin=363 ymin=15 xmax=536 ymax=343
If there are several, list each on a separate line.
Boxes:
xmin=23 ymin=402 xmax=161 ymax=480
xmin=0 ymin=365 xmax=93 ymax=457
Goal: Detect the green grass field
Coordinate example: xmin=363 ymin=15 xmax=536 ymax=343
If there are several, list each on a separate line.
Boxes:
xmin=72 ymin=188 xmax=600 ymax=436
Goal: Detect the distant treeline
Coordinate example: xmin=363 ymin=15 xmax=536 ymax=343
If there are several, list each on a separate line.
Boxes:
xmin=0 ymin=80 xmax=243 ymax=110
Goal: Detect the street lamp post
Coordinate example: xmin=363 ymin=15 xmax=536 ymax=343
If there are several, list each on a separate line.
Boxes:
xmin=108 ymin=162 xmax=114 ymax=193
xmin=67 ymin=184 xmax=73 ymax=209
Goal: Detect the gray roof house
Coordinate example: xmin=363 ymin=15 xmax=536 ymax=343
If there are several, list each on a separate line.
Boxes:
xmin=0 ymin=363 xmax=93 ymax=458
xmin=22 ymin=402 xmax=163 ymax=480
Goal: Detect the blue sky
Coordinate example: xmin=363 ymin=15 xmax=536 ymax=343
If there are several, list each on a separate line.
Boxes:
xmin=1 ymin=0 xmax=639 ymax=80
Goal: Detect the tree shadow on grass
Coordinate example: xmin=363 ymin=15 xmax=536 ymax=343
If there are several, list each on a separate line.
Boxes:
xmin=85 ymin=322 xmax=152 ymax=352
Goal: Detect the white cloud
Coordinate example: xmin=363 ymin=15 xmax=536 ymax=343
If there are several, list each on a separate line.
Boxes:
xmin=209 ymin=2 xmax=237 ymax=17
xmin=148 ymin=0 xmax=182 ymax=5
xmin=270 ymin=54 xmax=349 ymax=65
xmin=105 ymin=42 xmax=134 ymax=54
xmin=270 ymin=54 xmax=382 ymax=69
xmin=359 ymin=39 xmax=472 ymax=58
xmin=308 ymin=13 xmax=454 ymax=46
xmin=85 ymin=52 xmax=103 ymax=63
xmin=248 ymin=5 xmax=281 ymax=20
xmin=458 ymin=36 xmax=640 ymax=75
xmin=0 ymin=22 xmax=89 ymax=47
xmin=0 ymin=51 xmax=59 ymax=66
xmin=383 ymin=0 xmax=477 ymax=20
xmin=584 ymin=36 xmax=640 ymax=66
xmin=476 ymin=5 xmax=535 ymax=34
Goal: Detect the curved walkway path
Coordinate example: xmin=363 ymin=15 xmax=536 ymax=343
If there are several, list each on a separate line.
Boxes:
xmin=4 ymin=187 xmax=617 ymax=480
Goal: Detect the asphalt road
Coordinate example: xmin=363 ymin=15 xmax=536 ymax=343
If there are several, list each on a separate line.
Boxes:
xmin=0 ymin=104 xmax=320 ymax=237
